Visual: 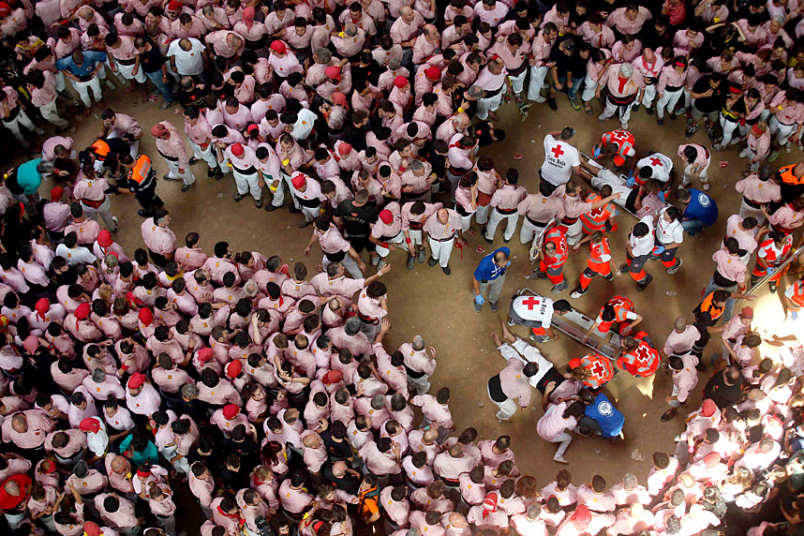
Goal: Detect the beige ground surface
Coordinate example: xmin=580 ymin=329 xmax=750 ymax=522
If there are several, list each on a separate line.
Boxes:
xmin=11 ymin=84 xmax=804 ymax=486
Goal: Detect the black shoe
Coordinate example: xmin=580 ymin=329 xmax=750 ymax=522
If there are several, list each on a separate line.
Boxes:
xmin=406 ymin=256 xmax=415 ymax=270
xmin=189 ymin=157 xmax=198 ymax=165
xmin=632 ymin=103 xmax=640 ymax=113
xmin=264 ymin=204 xmax=279 ymax=212
xmin=289 ymin=206 xmax=301 ymax=214
xmin=255 ymin=199 xmax=263 ymax=209
xmin=669 ymin=113 xmax=677 ymax=121
xmin=769 ymin=282 xmax=778 ymax=293
xmin=442 ymin=265 xmax=451 ymax=275
xmin=181 ymin=183 xmax=192 ymax=192
xmin=137 ymin=209 xmax=152 ymax=217
xmin=207 ymin=168 xmax=214 ymax=178
xmin=657 ymin=118 xmax=664 ymax=125
xmin=428 ymin=256 xmax=437 ymax=267
xmin=645 ymin=106 xmax=654 ymax=115
xmin=489 ymin=301 xmax=498 ymax=312
xmin=636 ymin=274 xmax=653 ymax=291
xmin=234 ymin=193 xmax=244 ymax=202
xmin=213 ymin=168 xmax=224 ymax=180
xmin=547 ymin=96 xmax=557 ymax=111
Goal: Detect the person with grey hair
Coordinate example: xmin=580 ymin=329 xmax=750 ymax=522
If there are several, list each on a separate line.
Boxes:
xmin=400 ymin=335 xmax=437 ymax=395
xmin=596 ymin=62 xmax=645 ymax=130
xmin=83 ymin=367 xmax=126 ymax=401
xmin=328 ymin=315 xmax=373 ymax=356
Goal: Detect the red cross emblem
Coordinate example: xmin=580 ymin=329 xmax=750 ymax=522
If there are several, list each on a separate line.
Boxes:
xmin=591 ymin=360 xmax=606 ymax=376
xmin=551 ymin=144 xmax=564 ymax=158
xmin=522 ymin=297 xmax=541 ymax=310
xmin=650 ymin=157 xmax=663 ymax=166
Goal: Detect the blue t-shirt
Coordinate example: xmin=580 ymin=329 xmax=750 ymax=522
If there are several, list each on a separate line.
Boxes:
xmin=17 ymin=159 xmax=42 ymax=195
xmin=684 ymin=189 xmax=718 ymax=226
xmin=473 ymin=247 xmax=510 ymax=282
xmin=56 ymin=51 xmax=107 ymax=78
xmin=585 ymin=393 xmax=624 ymax=437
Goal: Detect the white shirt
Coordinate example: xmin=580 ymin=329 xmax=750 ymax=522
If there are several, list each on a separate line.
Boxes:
xmin=167 ymin=38 xmax=206 ymax=75
xmin=291 ymin=109 xmax=317 ymax=140
xmin=56 ymin=244 xmax=97 ymax=266
xmin=628 ymin=216 xmax=655 ymax=257
xmin=636 ymin=153 xmax=673 ymax=182
xmin=541 ymin=135 xmax=580 ymax=186
xmin=655 ymin=209 xmax=684 ymax=245
xmin=511 ymin=294 xmax=553 ymax=323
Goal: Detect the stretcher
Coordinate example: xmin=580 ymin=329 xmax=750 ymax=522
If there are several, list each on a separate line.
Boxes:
xmin=579 ymin=152 xmax=641 ymax=221
xmin=513 ymin=288 xmax=620 ymax=359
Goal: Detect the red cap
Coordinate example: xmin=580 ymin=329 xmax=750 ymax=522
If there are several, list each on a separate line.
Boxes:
xmin=572 ymin=505 xmax=591 ymax=526
xmin=50 ymin=186 xmax=64 ymax=202
xmin=136 ymin=468 xmax=150 ymax=477
xmin=246 ymin=123 xmax=259 ymax=133
xmin=337 ymin=142 xmax=352 ymax=156
xmin=75 ymin=303 xmax=91 ymax=320
xmin=83 ymin=522 xmax=102 ymax=536
xmin=332 ymin=92 xmax=347 ymax=105
xmin=35 ymin=298 xmax=49 ymax=319
xmin=97 ymin=229 xmax=113 ymax=248
xmin=741 ymin=307 xmax=753 ymax=319
xmin=150 ymin=123 xmax=167 ymax=137
xmin=222 ymin=403 xmax=239 ymax=420
xmin=230 ymin=142 xmax=244 ymax=157
xmin=80 ymin=417 xmax=100 ymax=434
xmin=424 ymin=66 xmax=441 ymax=81
xmin=23 ymin=335 xmax=38 ymax=354
xmin=167 ymin=0 xmax=182 ymax=10
xmin=325 ymin=65 xmax=342 ymax=81
xmin=226 ymin=359 xmax=242 ymax=378
xmin=291 ymin=174 xmax=306 ymax=189
xmin=701 ymin=399 xmax=716 ymax=417
xmin=0 ymin=2 xmax=11 ymax=17
xmin=568 ymin=358 xmax=581 ymax=369
xmin=393 ymin=76 xmax=408 ymax=88
xmin=138 ymin=307 xmax=153 ymax=326
xmin=127 ymin=373 xmax=145 ymax=390
xmin=270 ymin=40 xmax=287 ymax=54
xmin=379 ymin=210 xmax=393 ymax=224
xmin=40 ymin=460 xmax=56 ymax=474
xmin=197 ymin=347 xmax=213 ymax=363
xmin=322 ymin=369 xmax=343 ymax=385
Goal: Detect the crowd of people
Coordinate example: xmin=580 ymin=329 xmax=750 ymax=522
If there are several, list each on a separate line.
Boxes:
xmin=2 ymin=0 xmax=804 ymax=535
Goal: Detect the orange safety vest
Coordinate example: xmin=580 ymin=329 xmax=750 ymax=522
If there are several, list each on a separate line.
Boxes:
xmin=580 ymin=194 xmax=615 ymax=234
xmin=597 ymin=295 xmax=633 ymax=333
xmin=543 ymin=224 xmax=568 ymax=266
xmin=696 ymin=292 xmax=724 ymax=323
xmin=617 ymin=339 xmax=660 ymax=377
xmin=789 ymin=280 xmax=804 ymax=307
xmin=588 ymin=239 xmax=612 ymax=272
xmin=575 ymin=354 xmax=614 ymax=389
xmin=778 ymin=164 xmax=804 ymax=186
xmin=130 ymin=155 xmax=152 ymax=186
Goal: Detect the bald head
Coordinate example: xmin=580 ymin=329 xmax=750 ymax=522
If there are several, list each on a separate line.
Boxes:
xmin=437 ymin=209 xmax=449 ymax=224
xmin=673 ymin=316 xmax=686 ymax=332
xmin=11 ymin=414 xmax=27 ymax=433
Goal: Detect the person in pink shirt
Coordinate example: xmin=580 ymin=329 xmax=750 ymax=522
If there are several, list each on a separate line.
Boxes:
xmin=537 ymin=398 xmax=584 ymax=464
xmin=597 ymin=63 xmax=644 ymax=130
xmin=140 ymin=209 xmax=177 ymax=267
xmin=607 ymin=4 xmax=653 ymax=36
xmin=151 ymin=121 xmax=195 ymax=191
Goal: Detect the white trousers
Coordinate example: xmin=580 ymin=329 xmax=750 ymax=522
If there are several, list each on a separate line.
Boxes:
xmin=656 ymin=89 xmax=683 ymax=119
xmin=683 ymin=163 xmax=709 ymax=185
xmin=475 ymin=203 xmax=492 ymax=225
xmin=2 ymin=109 xmax=38 ymax=146
xmin=55 ymin=72 xmax=66 ymax=92
xmin=770 ymin=116 xmax=797 ymax=146
xmin=739 ymin=199 xmax=766 ymax=225
xmin=165 ymin=158 xmax=196 ymax=186
xmin=565 ymin=219 xmax=583 ymax=246
xmin=115 ymin=59 xmax=146 ymax=83
xmin=476 ymin=92 xmax=503 ymax=120
xmin=189 ymin=140 xmax=219 ymax=170
xmin=519 ymin=218 xmax=547 ymax=244
xmin=39 ymin=99 xmax=69 ymax=128
xmin=547 ymin=432 xmax=573 ymax=458
xmin=322 ymin=253 xmax=363 ymax=279
xmin=490 ymin=391 xmax=518 ymax=421
xmin=81 ymin=197 xmax=117 ymax=230
xmin=460 ymin=212 xmax=474 ymax=232
xmin=508 ymin=69 xmax=528 ymax=95
xmin=527 ymin=65 xmax=549 ymax=101
xmin=408 ymin=229 xmax=423 ymax=247
xmin=428 ymin=236 xmax=455 ymax=268
xmin=719 ymin=117 xmax=740 ymax=146
xmin=485 ymin=209 xmax=520 ymax=242
xmin=233 ymin=168 xmax=261 ymax=200
xmin=640 ymin=84 xmax=657 ymax=108
xmin=600 ymin=97 xmax=634 ymax=127
xmin=581 ymin=75 xmax=597 ymax=103
xmin=375 ymin=232 xmax=408 ymax=258
xmin=71 ymin=76 xmax=103 ymax=107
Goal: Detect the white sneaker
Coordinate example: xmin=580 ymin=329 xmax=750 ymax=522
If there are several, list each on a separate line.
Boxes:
xmin=570 ymin=290 xmax=584 ymax=299
xmin=105 ymin=80 xmax=117 ymax=90
xmin=553 ymin=455 xmax=569 ymax=464
xmin=667 ymin=257 xmax=683 ymax=275
xmin=785 ymin=143 xmax=792 ymax=153
xmin=111 ymin=216 xmax=119 ymax=233
xmin=620 ymin=122 xmax=628 ymax=130
xmin=534 ymin=97 xmax=546 ymax=104
xmin=597 ymin=114 xmax=606 ymax=121
xmin=34 ymin=128 xmax=45 ymax=135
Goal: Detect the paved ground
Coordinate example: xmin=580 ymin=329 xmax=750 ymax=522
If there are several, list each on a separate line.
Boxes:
xmin=9 ymin=85 xmax=804 ymax=485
